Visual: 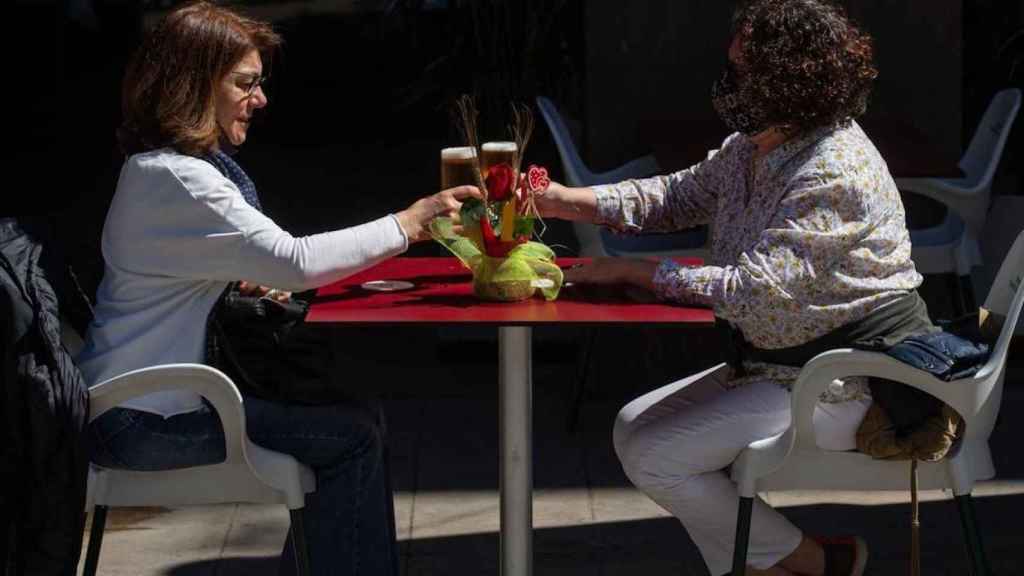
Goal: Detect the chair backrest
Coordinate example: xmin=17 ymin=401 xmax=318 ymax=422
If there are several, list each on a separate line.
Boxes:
xmin=536 ymin=96 xmax=593 ymax=186
xmin=958 ymin=229 xmax=1024 ymax=443
xmin=959 ymin=88 xmax=1021 ymax=188
xmin=981 ymin=229 xmax=1024 ymax=370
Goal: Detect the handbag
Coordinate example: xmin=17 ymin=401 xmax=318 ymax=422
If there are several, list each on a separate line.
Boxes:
xmin=196 ymin=151 xmax=350 ymax=404
xmin=205 ymin=283 xmax=350 ymax=405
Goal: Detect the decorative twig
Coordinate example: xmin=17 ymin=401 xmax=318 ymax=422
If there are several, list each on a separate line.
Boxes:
xmin=508 ymin=102 xmax=538 ymax=224
xmin=508 ymin=102 xmax=534 ymax=180
xmin=455 ymin=94 xmax=480 ymax=151
xmin=454 ymin=94 xmax=491 ymax=203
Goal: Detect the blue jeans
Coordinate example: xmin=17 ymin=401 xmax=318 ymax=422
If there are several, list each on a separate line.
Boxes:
xmin=89 ymin=396 xmax=399 ymax=576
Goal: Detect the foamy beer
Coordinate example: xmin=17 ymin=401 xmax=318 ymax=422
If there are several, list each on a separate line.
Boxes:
xmin=480 ymin=141 xmax=518 ymax=177
xmin=440 ymin=147 xmax=480 ymax=189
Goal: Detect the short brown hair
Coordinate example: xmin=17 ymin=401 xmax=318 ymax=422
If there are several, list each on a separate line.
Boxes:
xmin=118 ymin=1 xmax=282 ymax=156
xmin=732 ymin=0 xmax=878 ymax=134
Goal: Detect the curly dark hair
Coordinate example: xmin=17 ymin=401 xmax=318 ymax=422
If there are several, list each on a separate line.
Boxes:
xmin=731 ymin=0 xmax=878 ymax=134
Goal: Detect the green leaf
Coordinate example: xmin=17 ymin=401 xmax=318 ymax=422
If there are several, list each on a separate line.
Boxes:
xmin=460 ymin=198 xmax=487 ymax=230
xmin=514 ymin=216 xmax=536 ymax=238
xmin=430 ymin=217 xmax=481 ymax=266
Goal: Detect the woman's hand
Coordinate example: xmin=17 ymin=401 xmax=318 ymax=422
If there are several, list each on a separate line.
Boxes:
xmin=396 ymin=185 xmax=482 ymax=243
xmin=565 ymin=257 xmax=658 ymax=290
xmin=533 ymin=181 xmax=598 ymax=222
xmin=238 ymin=281 xmax=291 ymax=302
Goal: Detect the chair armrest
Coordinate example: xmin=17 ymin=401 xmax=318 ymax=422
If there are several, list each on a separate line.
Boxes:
xmin=88 ymin=364 xmax=249 ymax=466
xmin=733 ymin=349 xmax=950 ymax=493
xmin=895 ymin=177 xmax=980 ymax=200
xmin=895 ymin=177 xmax=989 ymax=231
xmin=594 ymin=155 xmax=660 ymax=185
xmin=787 ymin=348 xmax=986 ymax=450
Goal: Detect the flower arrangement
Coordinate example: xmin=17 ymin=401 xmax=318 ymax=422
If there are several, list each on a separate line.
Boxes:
xmin=430 ymin=95 xmax=562 ymax=301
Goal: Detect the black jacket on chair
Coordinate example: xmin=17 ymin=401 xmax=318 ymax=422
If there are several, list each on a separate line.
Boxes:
xmin=1 ymin=218 xmax=90 ymax=576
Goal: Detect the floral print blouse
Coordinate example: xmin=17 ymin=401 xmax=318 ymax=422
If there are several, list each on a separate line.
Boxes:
xmin=592 ymin=121 xmax=922 ymax=402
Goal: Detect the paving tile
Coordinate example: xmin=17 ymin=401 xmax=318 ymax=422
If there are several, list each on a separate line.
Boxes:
xmin=410 ymin=490 xmax=500 ymax=542
xmin=533 ymin=489 xmax=599 ymax=555
xmin=220 ymin=503 xmax=289 ymax=560
xmin=79 ymin=505 xmax=234 ymax=576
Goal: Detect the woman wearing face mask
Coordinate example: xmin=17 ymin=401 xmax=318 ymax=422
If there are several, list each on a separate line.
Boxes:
xmin=536 ymin=1 xmax=924 ymax=575
xmin=78 ymin=2 xmax=480 ymax=574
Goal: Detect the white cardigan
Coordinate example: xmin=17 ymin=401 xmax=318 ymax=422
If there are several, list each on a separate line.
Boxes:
xmin=76 ymin=148 xmax=408 ymax=417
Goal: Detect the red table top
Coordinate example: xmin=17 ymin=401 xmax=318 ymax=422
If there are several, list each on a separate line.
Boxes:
xmin=308 ymin=257 xmax=715 ymax=326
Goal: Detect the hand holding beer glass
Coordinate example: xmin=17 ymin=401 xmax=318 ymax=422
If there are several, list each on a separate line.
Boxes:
xmin=480 ymin=141 xmax=517 ymax=178
xmin=440 ymin=146 xmax=482 ymax=189
xmin=394 ymin=148 xmax=481 ymax=243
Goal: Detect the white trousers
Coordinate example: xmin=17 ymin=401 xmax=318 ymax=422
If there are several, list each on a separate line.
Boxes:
xmin=613 ymin=363 xmax=871 ymax=575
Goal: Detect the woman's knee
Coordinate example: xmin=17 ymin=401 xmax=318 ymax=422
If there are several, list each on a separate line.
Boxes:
xmin=612 ymin=407 xmax=632 ymax=464
xmin=614 ymin=419 xmax=689 ymax=492
xmin=613 ymin=427 xmax=651 ymax=486
xmin=323 ymin=404 xmax=386 ymax=463
xmin=612 ymin=392 xmax=655 ymax=463
xmin=614 ymin=411 xmax=741 ymax=501
xmin=247 ymin=400 xmax=387 ymax=470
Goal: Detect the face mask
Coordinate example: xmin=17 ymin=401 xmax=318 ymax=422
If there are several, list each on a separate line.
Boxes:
xmin=711 ymin=66 xmax=768 ymax=135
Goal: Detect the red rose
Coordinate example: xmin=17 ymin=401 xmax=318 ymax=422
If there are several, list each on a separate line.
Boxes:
xmin=485 ymin=163 xmax=515 ymax=202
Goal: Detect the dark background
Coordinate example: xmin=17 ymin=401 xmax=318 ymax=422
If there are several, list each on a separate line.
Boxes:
xmin=585 ymin=1 xmax=967 ymax=175
xmin=13 ymin=0 xmax=1024 ymax=314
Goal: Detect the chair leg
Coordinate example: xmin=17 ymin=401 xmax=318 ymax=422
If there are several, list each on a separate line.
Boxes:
xmin=731 ymin=496 xmax=754 ymax=576
xmin=567 ymin=328 xmax=598 ymax=433
xmin=81 ymin=505 xmax=108 ymax=576
xmin=955 ymin=494 xmax=992 ymax=576
xmin=289 ymin=509 xmax=312 ymax=576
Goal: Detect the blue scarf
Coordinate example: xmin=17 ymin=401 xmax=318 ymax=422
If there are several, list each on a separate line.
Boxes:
xmin=203 ymin=149 xmax=262 ymax=212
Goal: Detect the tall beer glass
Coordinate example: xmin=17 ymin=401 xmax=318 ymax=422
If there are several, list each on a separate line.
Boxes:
xmin=440 ymin=147 xmax=480 ymax=189
xmin=480 ymin=141 xmax=517 ymax=177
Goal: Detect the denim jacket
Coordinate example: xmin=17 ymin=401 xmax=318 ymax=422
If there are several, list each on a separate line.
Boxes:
xmin=886 ymin=327 xmax=990 ymax=382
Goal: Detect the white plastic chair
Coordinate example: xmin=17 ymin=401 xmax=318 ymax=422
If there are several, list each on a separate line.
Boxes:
xmin=535 ymin=96 xmax=710 ymax=259
xmin=897 ymin=88 xmax=1021 ymax=311
xmin=77 ymin=360 xmax=316 ymax=575
xmin=729 ymin=228 xmax=1024 ymax=576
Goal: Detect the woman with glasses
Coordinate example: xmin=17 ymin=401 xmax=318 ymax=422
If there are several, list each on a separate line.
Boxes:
xmin=78 ymin=2 xmax=479 ymax=574
xmin=535 ymin=1 xmax=932 ymax=574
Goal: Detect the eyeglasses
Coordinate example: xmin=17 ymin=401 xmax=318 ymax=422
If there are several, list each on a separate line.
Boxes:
xmin=229 ymin=71 xmax=268 ymax=95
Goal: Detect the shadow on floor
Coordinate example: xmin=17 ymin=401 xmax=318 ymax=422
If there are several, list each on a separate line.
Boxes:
xmin=165 ymin=490 xmax=1023 ymax=576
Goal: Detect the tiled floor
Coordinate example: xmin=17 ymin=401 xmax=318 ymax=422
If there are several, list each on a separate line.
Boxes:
xmin=80 ymin=336 xmax=1024 ymax=575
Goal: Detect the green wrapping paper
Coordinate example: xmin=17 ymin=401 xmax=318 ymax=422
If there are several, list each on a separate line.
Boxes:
xmin=430 ymin=217 xmax=563 ymax=301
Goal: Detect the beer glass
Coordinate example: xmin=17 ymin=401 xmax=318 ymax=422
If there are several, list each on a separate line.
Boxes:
xmin=440 ymin=147 xmax=480 ymax=189
xmin=480 ymin=141 xmax=517 ymax=177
